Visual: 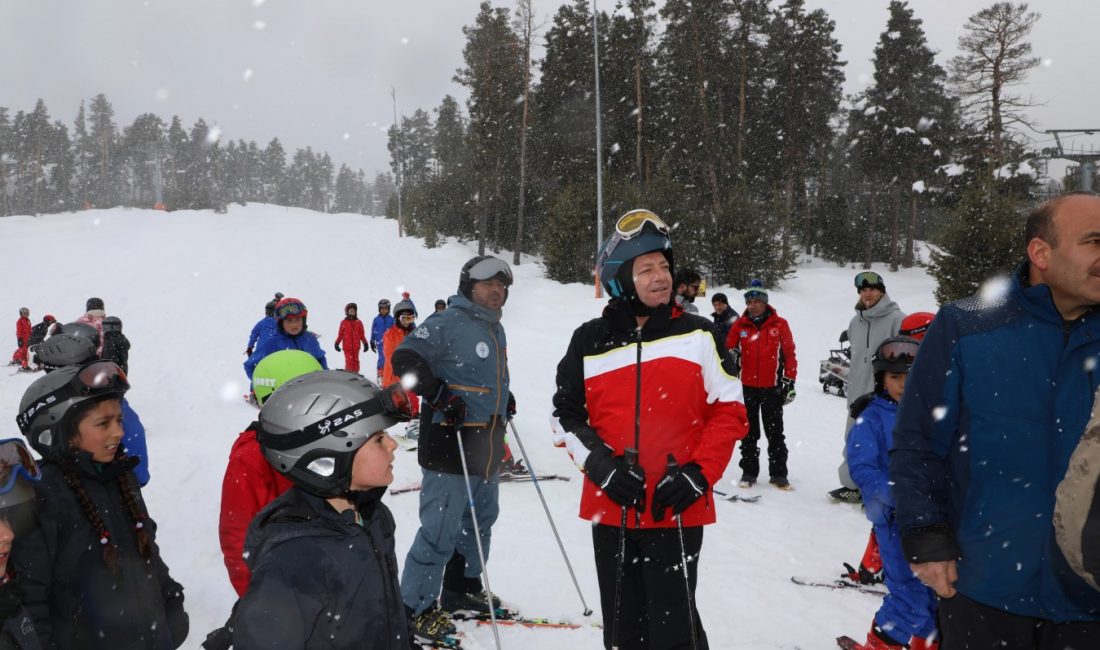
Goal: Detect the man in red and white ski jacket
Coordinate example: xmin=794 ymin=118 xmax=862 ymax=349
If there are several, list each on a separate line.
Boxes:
xmin=554 ymin=300 xmax=746 ymax=528
xmin=553 ymin=219 xmax=747 ymax=649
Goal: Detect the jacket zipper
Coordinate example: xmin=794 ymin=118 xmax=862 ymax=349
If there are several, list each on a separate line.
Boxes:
xmin=634 ymin=327 xmax=643 ymax=529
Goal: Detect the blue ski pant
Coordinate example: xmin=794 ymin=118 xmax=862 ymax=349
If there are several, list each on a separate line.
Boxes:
xmin=401 ymin=470 xmax=500 ymax=615
xmin=875 ymin=520 xmax=938 ymax=642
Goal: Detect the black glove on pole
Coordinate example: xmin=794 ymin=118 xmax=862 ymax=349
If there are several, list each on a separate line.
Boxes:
xmin=652 ymin=454 xmax=708 ymax=522
xmin=583 ymin=444 xmax=645 ymax=509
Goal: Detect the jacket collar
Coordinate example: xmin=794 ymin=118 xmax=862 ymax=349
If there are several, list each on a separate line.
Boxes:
xmin=449 ymin=293 xmax=502 ymax=325
xmin=1011 ymin=260 xmax=1100 ymax=328
xmin=856 ymin=293 xmax=899 ymax=320
xmin=605 ymin=299 xmax=675 ymax=334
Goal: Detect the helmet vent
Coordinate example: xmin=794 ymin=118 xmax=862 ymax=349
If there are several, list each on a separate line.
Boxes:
xmin=306 ymin=457 xmax=336 ymax=477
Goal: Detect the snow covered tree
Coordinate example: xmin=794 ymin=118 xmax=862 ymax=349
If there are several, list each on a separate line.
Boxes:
xmin=87 ymin=94 xmax=120 ymax=208
xmin=760 ymin=0 xmax=844 ymax=251
xmin=928 ymin=180 xmax=1022 ymax=304
xmin=848 ymin=1 xmax=955 ymax=269
xmin=261 ymin=138 xmax=286 ymax=204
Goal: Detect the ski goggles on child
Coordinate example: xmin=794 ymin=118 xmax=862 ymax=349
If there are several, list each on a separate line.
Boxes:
xmin=0 ymin=439 xmax=40 ymax=491
xmin=0 ymin=439 xmax=40 ymax=509
xmin=16 ymin=361 xmax=130 ymax=434
xmin=877 ymin=339 xmax=919 ymax=364
xmin=260 ymin=383 xmax=416 ymax=452
xmin=275 ymin=299 xmax=308 ymax=320
xmin=615 ymin=209 xmax=670 ymax=240
xmin=466 ymin=257 xmax=514 ymax=286
xmin=854 ymin=271 xmax=885 ymax=291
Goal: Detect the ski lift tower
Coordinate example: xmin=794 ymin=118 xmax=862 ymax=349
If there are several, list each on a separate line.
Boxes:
xmin=1045 ymin=129 xmax=1100 ymax=192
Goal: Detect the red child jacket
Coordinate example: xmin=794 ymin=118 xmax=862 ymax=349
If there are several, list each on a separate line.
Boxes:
xmin=219 ymin=426 xmax=294 ymax=596
xmin=335 ymin=317 xmax=367 ymax=351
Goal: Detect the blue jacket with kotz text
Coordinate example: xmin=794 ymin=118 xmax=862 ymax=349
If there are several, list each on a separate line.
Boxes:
xmin=891 ymin=263 xmax=1100 ymax=621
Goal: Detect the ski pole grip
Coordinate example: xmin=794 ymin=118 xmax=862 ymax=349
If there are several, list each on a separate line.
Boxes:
xmin=625 ymin=447 xmax=638 ymax=466
xmin=666 ymin=453 xmax=678 ymax=470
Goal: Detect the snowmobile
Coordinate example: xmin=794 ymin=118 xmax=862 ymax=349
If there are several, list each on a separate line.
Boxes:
xmin=819 ymin=330 xmax=850 ymax=397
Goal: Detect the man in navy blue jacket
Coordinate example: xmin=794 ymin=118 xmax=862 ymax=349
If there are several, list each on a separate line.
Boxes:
xmin=891 ymin=193 xmax=1100 ymax=649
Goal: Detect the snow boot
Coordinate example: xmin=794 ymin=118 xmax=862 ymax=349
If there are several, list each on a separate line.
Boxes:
xmin=409 ymin=604 xmax=457 ymax=645
xmin=843 ymin=530 xmax=884 ymax=585
xmin=739 ymin=474 xmax=757 ymax=488
xmin=829 ymin=486 xmax=862 ymax=503
xmin=856 ymin=624 xmax=906 ymax=650
xmin=769 ymin=477 xmax=793 ymax=490
xmin=440 ymin=589 xmax=502 ymax=617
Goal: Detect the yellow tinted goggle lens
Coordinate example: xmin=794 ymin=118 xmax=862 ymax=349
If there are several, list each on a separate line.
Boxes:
xmin=616 ymin=210 xmax=669 ymax=239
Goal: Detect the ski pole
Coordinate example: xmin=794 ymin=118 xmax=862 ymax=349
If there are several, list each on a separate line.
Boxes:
xmin=455 ymin=427 xmax=503 ymax=650
xmin=667 ymin=455 xmax=699 ymax=650
xmin=507 ymin=420 xmax=593 ymax=616
xmin=612 ymin=446 xmax=638 ymax=650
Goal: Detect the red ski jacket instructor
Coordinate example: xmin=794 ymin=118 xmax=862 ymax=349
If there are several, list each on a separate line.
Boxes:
xmin=553 ymin=209 xmax=747 ymax=650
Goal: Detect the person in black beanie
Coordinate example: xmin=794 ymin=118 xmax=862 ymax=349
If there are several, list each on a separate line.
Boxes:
xmin=710 ymin=292 xmax=736 ymax=342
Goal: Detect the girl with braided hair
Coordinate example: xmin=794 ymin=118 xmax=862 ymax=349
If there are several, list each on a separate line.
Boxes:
xmin=13 ymin=362 xmax=188 ymax=649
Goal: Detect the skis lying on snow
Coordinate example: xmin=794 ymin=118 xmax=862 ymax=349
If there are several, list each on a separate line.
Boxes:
xmin=836 ymin=635 xmax=862 ymax=649
xmin=391 ymin=474 xmax=571 ymax=496
xmin=453 ymin=606 xmax=602 ymax=630
xmin=712 ymin=489 xmax=761 ymax=503
xmin=790 ymin=576 xmax=887 ymax=596
xmin=475 ymin=617 xmax=599 ymax=630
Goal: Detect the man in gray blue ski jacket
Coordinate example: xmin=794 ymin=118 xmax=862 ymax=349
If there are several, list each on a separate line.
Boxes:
xmin=391 ymin=255 xmax=513 ymax=646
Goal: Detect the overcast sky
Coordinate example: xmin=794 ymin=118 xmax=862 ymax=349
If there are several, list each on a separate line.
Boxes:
xmin=3 ymin=0 xmax=1096 ymax=179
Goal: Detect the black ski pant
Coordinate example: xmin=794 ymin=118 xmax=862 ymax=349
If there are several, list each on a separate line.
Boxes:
xmin=592 ymin=522 xmax=708 ymax=650
xmin=738 ymin=385 xmax=788 ymax=479
xmin=938 ymin=592 xmax=1100 ymax=650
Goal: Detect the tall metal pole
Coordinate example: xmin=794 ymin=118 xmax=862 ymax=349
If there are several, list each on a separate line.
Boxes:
xmin=593 ymin=0 xmax=605 ymax=297
xmin=391 ymin=87 xmax=404 ymax=237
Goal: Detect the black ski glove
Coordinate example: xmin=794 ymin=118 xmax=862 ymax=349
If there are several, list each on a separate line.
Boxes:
xmin=728 ymin=348 xmax=741 ymax=377
xmin=16 ymin=339 xmax=23 ymax=348
xmin=245 ymin=347 xmax=253 ymax=357
xmin=652 ymin=457 xmax=708 ymax=521
xmin=780 ymin=377 xmax=796 ymax=405
xmin=334 ymin=342 xmax=341 ymax=352
xmin=507 ymin=391 xmax=516 ymax=419
xmin=362 ymin=341 xmax=369 ymax=353
xmin=583 ymin=444 xmax=646 ymax=509
xmin=428 ymin=385 xmax=466 ymax=427
xmin=370 ymin=340 xmax=378 ymax=353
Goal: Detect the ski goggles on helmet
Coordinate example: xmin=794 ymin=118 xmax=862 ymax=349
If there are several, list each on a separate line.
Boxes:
xmin=615 ymin=209 xmax=670 ymax=240
xmin=466 ymin=257 xmax=514 ymax=286
xmin=876 ymin=339 xmax=919 ymax=365
xmin=0 ymin=439 xmax=41 ymax=493
xmin=16 ymin=361 xmax=130 ymax=435
xmin=260 ymin=383 xmax=416 ymax=452
xmin=854 ymin=271 xmax=884 ymax=291
xmin=275 ymin=299 xmax=307 ymax=320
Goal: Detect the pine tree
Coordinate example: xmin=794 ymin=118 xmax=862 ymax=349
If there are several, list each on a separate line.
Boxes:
xmin=760 ymin=0 xmax=844 ymax=252
xmin=47 ymin=120 xmax=75 ymax=212
xmin=455 ymin=1 xmax=524 ymax=254
xmin=928 ymin=180 xmax=1022 ymax=304
xmin=121 ymin=113 xmax=167 ymax=208
xmin=950 ymin=2 xmax=1039 ymax=173
xmin=261 ymin=138 xmax=287 ymax=204
xmin=848 ymin=1 xmax=954 ymax=269
xmin=163 ymin=116 xmax=188 ymax=210
xmin=87 ymin=94 xmax=119 ymax=208
xmin=653 ymin=0 xmax=732 ymax=216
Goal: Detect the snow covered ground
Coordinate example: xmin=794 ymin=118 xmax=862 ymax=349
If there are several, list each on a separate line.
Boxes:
xmin=0 ymin=204 xmax=939 ymax=649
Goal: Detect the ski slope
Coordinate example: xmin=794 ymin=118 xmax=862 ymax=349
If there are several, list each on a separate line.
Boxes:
xmin=0 ymin=204 xmax=939 ymax=649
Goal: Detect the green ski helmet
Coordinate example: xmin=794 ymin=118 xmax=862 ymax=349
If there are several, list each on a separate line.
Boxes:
xmin=252 ymin=349 xmax=324 ymax=406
